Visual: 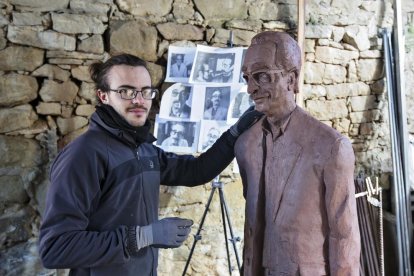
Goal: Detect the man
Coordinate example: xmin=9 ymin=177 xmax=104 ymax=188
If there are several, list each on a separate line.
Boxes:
xmin=170 ymin=85 xmax=191 ymax=118
xmin=38 ymin=54 xmax=261 ymax=275
xmin=170 ymin=53 xmax=187 ymax=78
xmin=202 ymin=127 xmax=221 ymax=151
xmin=203 ymin=89 xmax=228 ymax=120
xmin=169 ymin=100 xmax=184 ymax=118
xmin=213 ymin=57 xmax=234 ymax=83
xmin=161 ymin=122 xmax=189 ymax=147
xmin=235 ymin=31 xmax=361 ymax=275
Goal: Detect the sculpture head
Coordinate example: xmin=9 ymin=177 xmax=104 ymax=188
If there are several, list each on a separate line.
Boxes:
xmin=242 ymin=31 xmax=301 ymax=120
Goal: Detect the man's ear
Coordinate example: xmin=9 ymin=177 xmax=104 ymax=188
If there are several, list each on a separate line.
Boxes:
xmin=97 ymin=90 xmax=109 ymax=104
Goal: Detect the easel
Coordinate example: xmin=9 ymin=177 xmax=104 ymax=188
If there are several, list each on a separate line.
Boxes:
xmin=182 ymin=176 xmax=242 ymax=275
xmin=183 ymin=31 xmax=242 ymax=276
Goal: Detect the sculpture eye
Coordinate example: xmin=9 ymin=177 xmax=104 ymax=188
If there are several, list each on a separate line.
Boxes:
xmin=253 ymin=72 xmax=271 ymax=84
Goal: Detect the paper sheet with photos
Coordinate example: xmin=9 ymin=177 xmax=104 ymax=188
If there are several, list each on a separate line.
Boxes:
xmin=154 ymin=45 xmax=254 ymax=171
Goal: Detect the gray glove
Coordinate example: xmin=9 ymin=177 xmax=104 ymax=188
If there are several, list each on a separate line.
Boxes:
xmin=136 ymin=217 xmax=193 ymax=250
xmin=229 ymin=105 xmax=263 ymax=137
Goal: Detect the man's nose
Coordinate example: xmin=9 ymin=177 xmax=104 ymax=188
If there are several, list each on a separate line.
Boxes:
xmin=131 ymin=93 xmax=145 ymax=104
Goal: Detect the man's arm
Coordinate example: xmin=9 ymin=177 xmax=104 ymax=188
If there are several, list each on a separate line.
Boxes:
xmin=160 ymin=106 xmax=262 ymax=186
xmin=324 ymin=137 xmax=361 ymax=276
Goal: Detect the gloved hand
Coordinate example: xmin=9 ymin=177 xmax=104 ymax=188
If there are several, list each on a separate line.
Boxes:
xmin=151 ymin=217 xmax=193 ymax=248
xmin=136 ymin=217 xmax=193 ymax=250
xmin=229 ymin=105 xmax=263 ymax=137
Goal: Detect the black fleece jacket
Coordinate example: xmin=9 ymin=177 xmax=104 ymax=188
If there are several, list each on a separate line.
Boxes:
xmin=39 ymin=112 xmax=236 ymax=276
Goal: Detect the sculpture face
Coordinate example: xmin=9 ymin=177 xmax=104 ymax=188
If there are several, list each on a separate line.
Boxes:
xmin=242 ymin=32 xmax=299 ymax=121
xmin=242 ymin=43 xmax=293 ymax=119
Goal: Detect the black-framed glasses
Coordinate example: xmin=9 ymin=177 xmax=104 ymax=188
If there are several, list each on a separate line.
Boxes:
xmin=108 ymin=87 xmax=158 ymax=100
xmin=242 ymin=69 xmax=285 ymax=86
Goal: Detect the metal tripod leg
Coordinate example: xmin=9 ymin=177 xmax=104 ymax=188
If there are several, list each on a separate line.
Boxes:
xmin=182 ymin=179 xmax=241 ymax=276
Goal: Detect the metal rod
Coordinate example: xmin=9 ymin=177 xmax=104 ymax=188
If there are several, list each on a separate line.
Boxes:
xmin=218 ymin=186 xmax=232 ymax=275
xmin=182 ymin=186 xmax=217 ymax=275
xmin=383 ymin=28 xmax=404 ymax=274
xmin=219 ymin=188 xmax=242 ymax=272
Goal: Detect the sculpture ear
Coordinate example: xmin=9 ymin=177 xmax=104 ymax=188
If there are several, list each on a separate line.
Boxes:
xmin=287 ymin=71 xmax=297 ymax=92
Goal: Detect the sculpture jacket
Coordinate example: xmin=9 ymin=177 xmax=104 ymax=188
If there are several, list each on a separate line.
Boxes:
xmin=39 ymin=112 xmax=236 ymax=276
xmin=235 ymin=106 xmax=361 ymax=276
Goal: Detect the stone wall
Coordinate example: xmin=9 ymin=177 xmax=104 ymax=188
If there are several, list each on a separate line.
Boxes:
xmin=1 ymin=0 xmax=411 ymax=275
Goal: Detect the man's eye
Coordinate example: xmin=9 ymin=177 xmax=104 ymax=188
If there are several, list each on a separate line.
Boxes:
xmin=142 ymin=88 xmax=152 ymax=97
xmin=119 ymin=88 xmax=129 ymax=94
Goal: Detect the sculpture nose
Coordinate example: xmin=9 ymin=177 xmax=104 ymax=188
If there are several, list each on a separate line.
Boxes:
xmin=246 ymin=78 xmax=259 ymax=95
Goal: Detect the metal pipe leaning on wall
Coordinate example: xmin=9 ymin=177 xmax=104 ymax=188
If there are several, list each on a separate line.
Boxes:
xmin=382 ymin=28 xmax=412 ymax=275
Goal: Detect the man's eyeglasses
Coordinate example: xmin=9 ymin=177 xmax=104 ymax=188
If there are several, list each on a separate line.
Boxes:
xmin=108 ymin=87 xmax=158 ymax=100
xmin=242 ymin=69 xmax=285 ymax=86
xmin=171 ymin=129 xmax=184 ymax=136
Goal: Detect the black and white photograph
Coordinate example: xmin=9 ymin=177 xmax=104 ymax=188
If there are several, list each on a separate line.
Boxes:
xmin=231 ymin=89 xmax=253 ymax=118
xmin=189 ymin=45 xmax=244 ymax=84
xmin=159 ymin=83 xmax=193 ymax=120
xmin=198 ymin=120 xmax=229 ymax=152
xmin=203 ymin=86 xmax=231 ymax=121
xmin=238 ymin=48 xmax=247 ymax=84
xmin=154 ymin=117 xmax=199 ymax=154
xmin=165 ymin=46 xmax=196 ymax=83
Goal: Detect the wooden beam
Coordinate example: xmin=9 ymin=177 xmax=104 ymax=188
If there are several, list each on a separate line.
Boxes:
xmin=297 ymin=0 xmax=305 ymax=107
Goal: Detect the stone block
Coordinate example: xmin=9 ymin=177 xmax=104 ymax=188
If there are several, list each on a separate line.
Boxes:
xmin=325 ymin=82 xmax=371 ymax=100
xmin=305 ymin=25 xmax=332 ymax=39
xmin=36 ymin=102 xmax=61 ymax=115
xmin=116 ymin=0 xmax=173 ymax=17
xmin=213 ymin=28 xmax=256 ymax=46
xmin=31 ymin=64 xmax=70 ymax=82
xmin=302 ymin=84 xmax=327 ymax=100
xmin=306 ymin=99 xmax=348 ymax=120
xmin=7 ymin=26 xmax=76 ymax=51
xmin=52 ymin=13 xmax=106 ymax=34
xmin=9 ymin=0 xmax=69 ymax=12
xmin=173 ymin=1 xmax=195 ymax=20
xmin=323 ymin=64 xmax=347 ymax=84
xmin=110 ymin=20 xmax=158 ymax=61
xmin=343 ymin=25 xmax=371 ymax=51
xmin=157 ymin=23 xmax=204 ymax=41
xmin=79 ymin=82 xmax=97 ymax=104
xmin=71 ymin=66 xmax=92 ymax=82
xmin=315 ymin=46 xmax=359 ymax=65
xmin=146 ymin=62 xmax=166 ymax=88
xmin=350 ymin=109 xmax=381 ymax=123
xmin=0 ymin=207 xmax=34 ymax=249
xmin=39 ymin=80 xmax=79 ymax=103
xmin=349 ymin=95 xmax=378 ymax=112
xmin=0 ymin=74 xmax=38 ymax=107
xmin=0 ymin=105 xmax=38 ymax=133
xmin=56 ymin=116 xmax=88 ymax=135
xmin=0 ymin=46 xmax=44 ymax=72
xmin=0 ymin=13 xmax=9 ymax=27
xmin=75 ymin=104 xmax=95 ymax=117
xmin=70 ymin=0 xmax=111 ymax=14
xmin=249 ymin=0 xmax=279 ymax=21
xmin=304 ymin=62 xmax=325 ymax=84
xmin=195 ymin=0 xmax=247 ymax=20
xmin=357 ymin=59 xmax=384 ymax=81
xmin=77 ymin=34 xmax=104 ymax=54
xmin=0 ymin=135 xmax=40 ymax=168
xmin=0 ymin=175 xmax=28 ymax=206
